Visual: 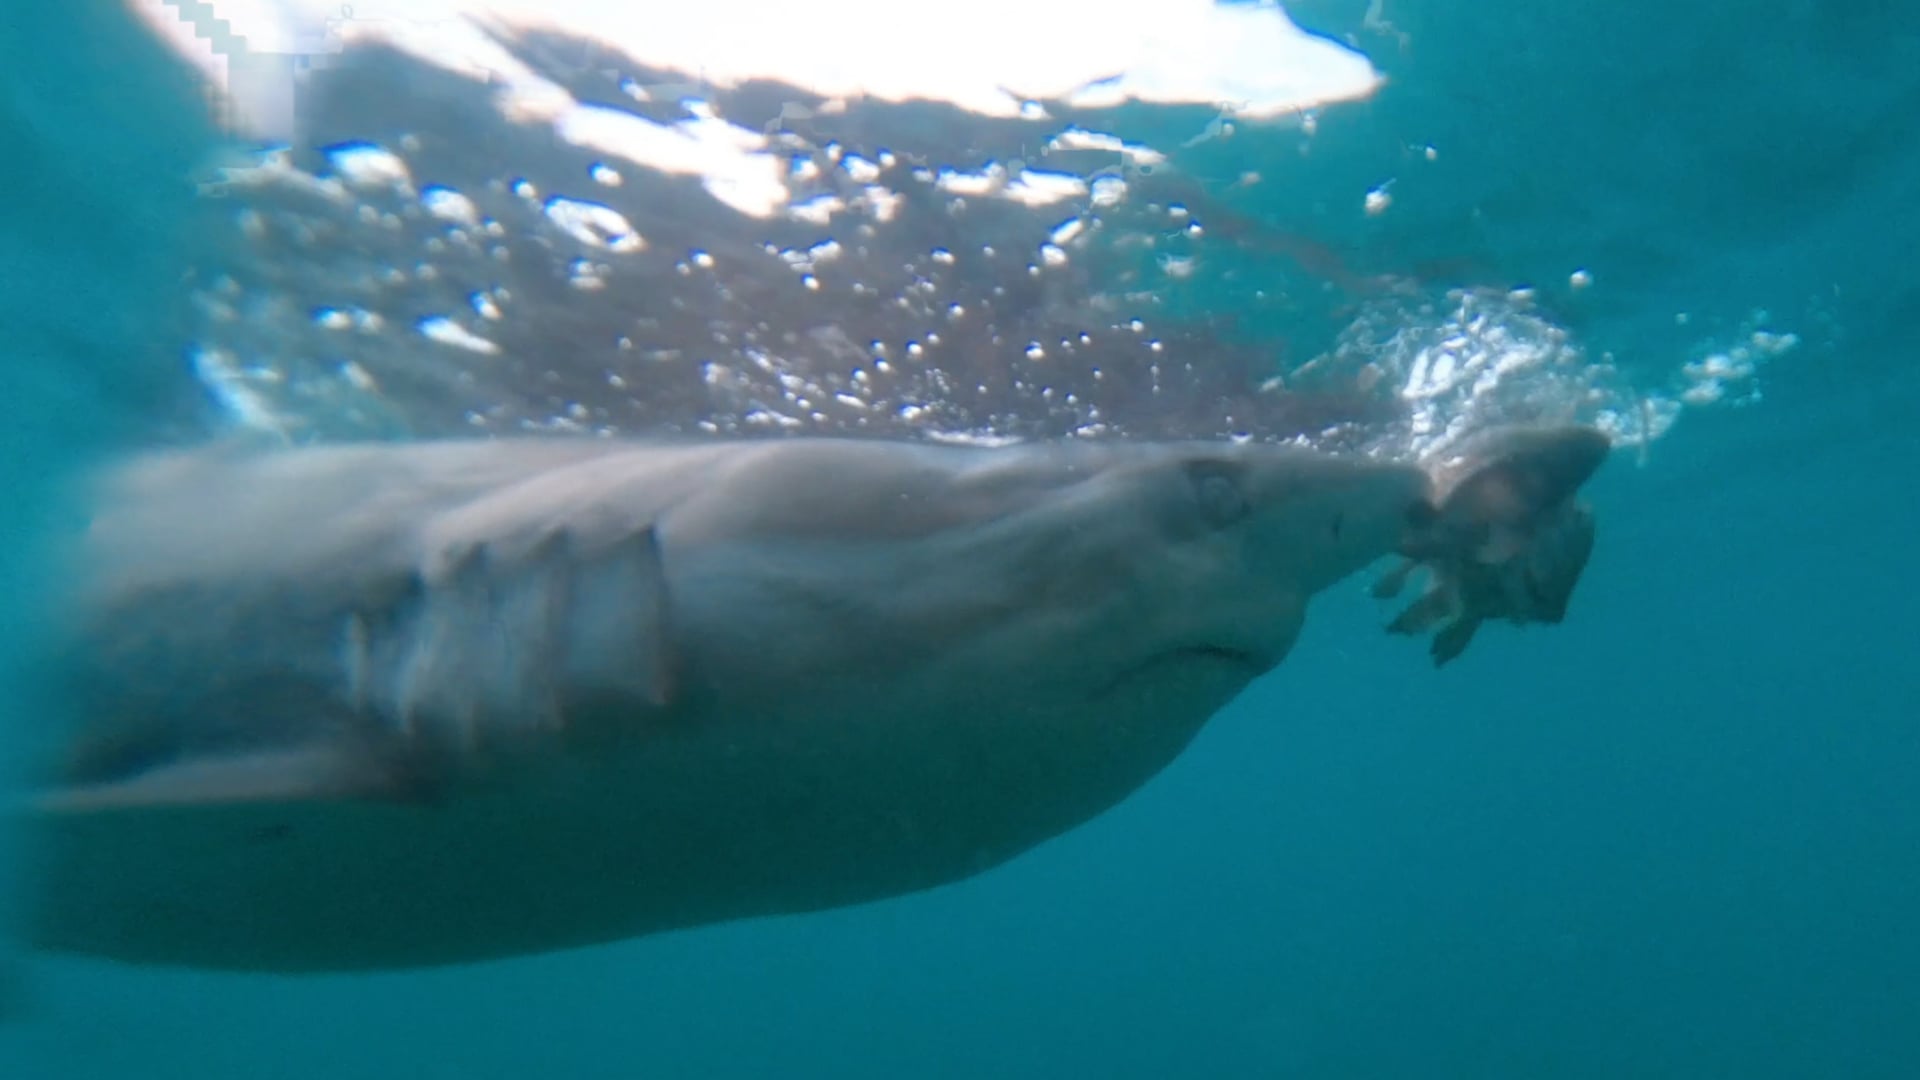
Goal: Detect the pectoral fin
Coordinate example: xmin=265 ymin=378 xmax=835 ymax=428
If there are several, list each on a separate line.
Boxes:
xmin=39 ymin=741 xmax=434 ymax=815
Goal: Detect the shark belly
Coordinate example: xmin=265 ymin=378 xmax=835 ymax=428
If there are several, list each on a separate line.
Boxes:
xmin=31 ymin=644 xmax=1263 ymax=971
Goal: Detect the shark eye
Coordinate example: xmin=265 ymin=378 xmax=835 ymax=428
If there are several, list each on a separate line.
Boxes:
xmin=1185 ymin=460 xmax=1250 ymax=529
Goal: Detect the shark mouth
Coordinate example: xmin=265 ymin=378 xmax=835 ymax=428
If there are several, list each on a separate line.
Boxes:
xmin=1091 ymin=644 xmax=1274 ymax=700
xmin=1169 ymin=644 xmax=1272 ymax=670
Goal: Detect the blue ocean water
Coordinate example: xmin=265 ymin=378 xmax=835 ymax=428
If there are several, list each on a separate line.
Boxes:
xmin=5 ymin=2 xmax=1919 ymax=1077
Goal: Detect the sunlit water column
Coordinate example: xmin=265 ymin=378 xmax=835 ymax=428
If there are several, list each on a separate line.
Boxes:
xmin=0 ymin=2 xmax=222 ymax=1007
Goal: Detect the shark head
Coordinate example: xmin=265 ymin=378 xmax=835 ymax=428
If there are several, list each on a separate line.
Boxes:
xmin=823 ymin=439 xmax=1436 ymax=699
xmin=646 ymin=436 xmax=1435 ymax=713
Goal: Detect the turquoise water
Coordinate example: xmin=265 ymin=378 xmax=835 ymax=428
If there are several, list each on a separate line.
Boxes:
xmin=5 ymin=2 xmax=1919 ymax=1076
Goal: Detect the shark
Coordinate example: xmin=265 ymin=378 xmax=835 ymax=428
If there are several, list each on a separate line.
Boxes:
xmin=24 ymin=424 xmax=1608 ymax=971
